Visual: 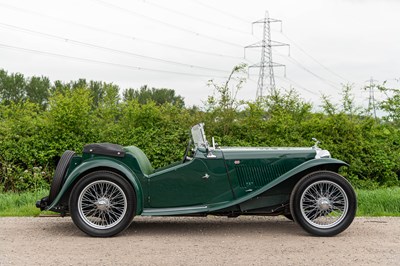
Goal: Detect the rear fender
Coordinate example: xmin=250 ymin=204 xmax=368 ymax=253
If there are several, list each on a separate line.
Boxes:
xmin=47 ymin=158 xmax=144 ymax=214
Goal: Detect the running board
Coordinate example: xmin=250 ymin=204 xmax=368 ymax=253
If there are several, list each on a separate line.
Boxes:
xmin=141 ymin=205 xmax=208 ymax=216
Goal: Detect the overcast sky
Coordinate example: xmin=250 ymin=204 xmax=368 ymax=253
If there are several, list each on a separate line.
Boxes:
xmin=0 ymin=0 xmax=399 ymax=108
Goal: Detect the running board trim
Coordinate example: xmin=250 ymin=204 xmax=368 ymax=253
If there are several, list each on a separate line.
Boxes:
xmin=141 ymin=206 xmax=208 ymax=216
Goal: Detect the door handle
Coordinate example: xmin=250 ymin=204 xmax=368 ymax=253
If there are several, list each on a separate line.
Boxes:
xmin=202 ymin=173 xmax=210 ymax=179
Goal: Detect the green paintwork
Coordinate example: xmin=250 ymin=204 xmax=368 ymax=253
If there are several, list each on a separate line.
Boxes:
xmin=142 ymin=157 xmax=347 ymax=216
xmin=48 ymin=143 xmax=346 ymax=215
xmin=46 ymin=137 xmax=348 ymax=217
xmin=47 ymin=156 xmax=145 ymax=214
xmin=148 ymin=149 xmax=234 ymax=208
xmin=221 ymin=147 xmax=317 ymax=198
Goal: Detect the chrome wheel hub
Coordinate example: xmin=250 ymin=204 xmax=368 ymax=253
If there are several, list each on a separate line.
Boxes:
xmin=317 ymin=197 xmax=332 ymax=211
xmin=95 ymin=198 xmax=111 ymax=211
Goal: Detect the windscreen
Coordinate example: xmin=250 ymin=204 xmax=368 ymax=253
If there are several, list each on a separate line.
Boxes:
xmin=191 ymin=123 xmax=207 ymax=148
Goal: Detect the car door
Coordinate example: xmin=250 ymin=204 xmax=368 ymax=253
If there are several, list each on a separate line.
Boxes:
xmin=148 ymin=152 xmax=234 ymax=208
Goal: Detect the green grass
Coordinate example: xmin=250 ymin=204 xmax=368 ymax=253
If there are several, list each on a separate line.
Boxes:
xmin=0 ymin=189 xmax=54 ymax=217
xmin=0 ymin=187 xmax=399 ymax=217
xmin=356 ymin=187 xmax=400 ymax=216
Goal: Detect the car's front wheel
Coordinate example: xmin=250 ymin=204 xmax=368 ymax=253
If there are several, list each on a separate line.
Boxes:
xmin=69 ymin=171 xmax=136 ymax=237
xmin=290 ymin=171 xmax=356 ymax=236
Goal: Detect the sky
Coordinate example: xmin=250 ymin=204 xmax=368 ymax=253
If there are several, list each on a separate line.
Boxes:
xmin=0 ymin=0 xmax=399 ymax=108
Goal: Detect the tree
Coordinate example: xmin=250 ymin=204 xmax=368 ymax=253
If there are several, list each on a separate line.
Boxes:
xmin=0 ymin=69 xmax=51 ymax=108
xmin=123 ymin=85 xmax=185 ymax=107
xmin=378 ymin=83 xmax=400 ymax=126
xmin=0 ymin=69 xmax=26 ymax=104
xmin=25 ymin=76 xmax=50 ymax=109
xmin=205 ymin=63 xmax=247 ymax=136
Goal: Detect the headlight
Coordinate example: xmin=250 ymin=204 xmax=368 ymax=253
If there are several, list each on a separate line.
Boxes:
xmin=315 ymin=149 xmax=331 ymax=159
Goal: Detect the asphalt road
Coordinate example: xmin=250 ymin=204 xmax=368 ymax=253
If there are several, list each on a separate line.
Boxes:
xmin=0 ymin=216 xmax=399 ymax=265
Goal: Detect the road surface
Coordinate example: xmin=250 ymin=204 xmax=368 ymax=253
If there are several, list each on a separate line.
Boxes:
xmin=0 ymin=216 xmax=399 ymax=265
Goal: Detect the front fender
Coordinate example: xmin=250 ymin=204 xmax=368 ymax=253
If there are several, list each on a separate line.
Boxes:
xmin=47 ymin=158 xmax=144 ymax=214
xmin=251 ymin=157 xmax=348 ymax=197
xmin=208 ymin=158 xmax=348 ymax=212
xmin=286 ymin=157 xmax=348 ymax=176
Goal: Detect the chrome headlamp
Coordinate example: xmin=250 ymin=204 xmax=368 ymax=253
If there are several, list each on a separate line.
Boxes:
xmin=315 ymin=149 xmax=331 ymax=159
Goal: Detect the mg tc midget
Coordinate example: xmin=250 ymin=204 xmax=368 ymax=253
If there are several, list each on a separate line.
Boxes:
xmin=37 ymin=123 xmax=357 ymax=237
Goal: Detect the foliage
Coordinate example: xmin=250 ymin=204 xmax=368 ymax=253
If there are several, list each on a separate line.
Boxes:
xmin=123 ymin=85 xmax=185 ymax=108
xmin=0 ymin=69 xmax=50 ymax=109
xmin=0 ymin=68 xmax=400 ymax=192
xmin=205 ymin=63 xmax=247 ymax=137
xmin=378 ymin=84 xmax=400 ymax=126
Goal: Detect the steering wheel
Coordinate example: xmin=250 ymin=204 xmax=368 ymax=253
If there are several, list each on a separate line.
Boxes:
xmin=182 ymin=139 xmax=192 ymax=163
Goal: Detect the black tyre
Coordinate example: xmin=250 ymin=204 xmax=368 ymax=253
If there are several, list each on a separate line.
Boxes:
xmin=69 ymin=171 xmax=136 ymax=237
xmin=48 ymin=150 xmax=75 ymax=204
xmin=290 ymin=171 xmax=357 ymax=236
xmin=283 ymin=213 xmax=294 ymax=221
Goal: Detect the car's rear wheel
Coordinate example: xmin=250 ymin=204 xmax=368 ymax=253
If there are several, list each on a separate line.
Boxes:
xmin=48 ymin=150 xmax=75 ymax=204
xmin=290 ymin=171 xmax=356 ymax=236
xmin=69 ymin=171 xmax=136 ymax=237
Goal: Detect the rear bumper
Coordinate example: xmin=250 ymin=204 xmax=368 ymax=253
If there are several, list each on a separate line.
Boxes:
xmin=36 ymin=196 xmax=49 ymax=211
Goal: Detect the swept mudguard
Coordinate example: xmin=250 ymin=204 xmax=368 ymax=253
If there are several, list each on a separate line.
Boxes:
xmin=46 ymin=158 xmax=144 ymax=214
xmin=207 ymin=157 xmax=348 ymax=212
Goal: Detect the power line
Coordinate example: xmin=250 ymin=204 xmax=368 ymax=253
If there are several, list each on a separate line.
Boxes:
xmin=0 ymin=22 xmax=229 ymax=73
xmin=0 ymin=2 xmax=243 ymax=60
xmin=281 ymin=32 xmax=349 ymax=83
xmin=136 ymin=0 xmax=252 ymax=36
xmin=0 ymin=42 xmax=227 ymax=78
xmin=190 ymin=0 xmax=251 ymax=24
xmin=250 ymin=75 xmax=316 ymax=97
xmin=273 ymin=48 xmax=341 ymax=91
xmin=275 ymin=75 xmax=316 ymax=95
xmin=91 ymin=0 xmax=244 ymax=48
xmin=186 ymin=3 xmax=345 ymax=95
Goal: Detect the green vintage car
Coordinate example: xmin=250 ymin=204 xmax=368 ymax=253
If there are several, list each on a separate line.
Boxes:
xmin=37 ymin=123 xmax=356 ymax=237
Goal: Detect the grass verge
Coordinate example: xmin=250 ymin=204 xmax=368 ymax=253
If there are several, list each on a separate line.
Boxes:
xmin=356 ymin=187 xmax=400 ymax=216
xmin=0 ymin=189 xmax=55 ymax=217
xmin=0 ymin=187 xmax=399 ymax=217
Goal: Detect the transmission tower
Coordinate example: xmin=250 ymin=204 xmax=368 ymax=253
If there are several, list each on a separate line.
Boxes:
xmin=245 ymin=12 xmax=289 ymax=98
xmin=366 ymin=77 xmax=378 ymax=119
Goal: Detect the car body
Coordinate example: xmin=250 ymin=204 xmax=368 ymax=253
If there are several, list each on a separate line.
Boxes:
xmin=37 ymin=123 xmax=357 ymax=237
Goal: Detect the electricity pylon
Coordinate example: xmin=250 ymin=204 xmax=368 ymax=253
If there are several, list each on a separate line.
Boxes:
xmin=366 ymin=77 xmax=378 ymax=119
xmin=245 ymin=12 xmax=289 ymax=99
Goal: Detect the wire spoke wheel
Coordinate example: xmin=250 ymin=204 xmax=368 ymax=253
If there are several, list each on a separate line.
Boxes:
xmin=78 ymin=180 xmax=127 ymax=229
xmin=70 ymin=171 xmax=136 ymax=237
xmin=300 ymin=180 xmax=348 ymax=229
xmin=290 ymin=171 xmax=356 ymax=236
